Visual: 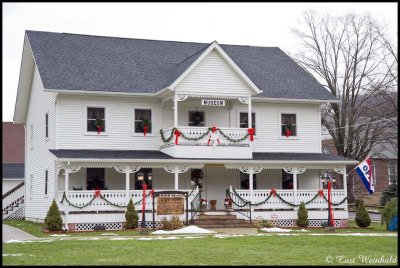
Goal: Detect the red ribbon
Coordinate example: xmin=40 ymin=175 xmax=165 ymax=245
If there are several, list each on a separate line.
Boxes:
xmin=248 ymin=128 xmax=255 ymax=142
xmin=319 ymin=189 xmax=324 ymax=198
xmin=150 ymin=189 xmax=155 ymax=199
xmin=94 ymin=189 xmax=101 ymax=198
xmin=211 ymin=126 xmax=217 ymax=133
xmin=97 ymin=126 xmax=102 ymax=134
xmin=143 ymin=125 xmax=149 ymax=136
xmin=142 ymin=184 xmax=148 ymax=221
xmin=207 ymin=127 xmax=220 ymax=145
xmin=327 ymin=181 xmax=334 ymax=226
xmin=270 ymin=188 xmax=277 ymax=198
xmin=174 ymin=130 xmax=181 ymax=145
xmin=285 ymin=128 xmax=292 ymax=138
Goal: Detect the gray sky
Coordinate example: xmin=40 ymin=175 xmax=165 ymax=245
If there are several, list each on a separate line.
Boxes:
xmin=2 ymin=2 xmax=397 ymax=121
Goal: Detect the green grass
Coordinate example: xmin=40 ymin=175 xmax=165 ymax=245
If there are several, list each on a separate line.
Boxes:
xmin=3 ymin=235 xmax=397 ymax=265
xmin=3 ymin=220 xmax=140 ymax=237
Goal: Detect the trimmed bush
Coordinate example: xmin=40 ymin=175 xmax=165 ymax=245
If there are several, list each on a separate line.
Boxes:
xmin=125 ymin=199 xmax=139 ymax=229
xmin=44 ymin=199 xmax=63 ymax=231
xmin=160 ymin=216 xmax=184 ymax=230
xmin=382 ymin=198 xmax=398 ymax=230
xmin=296 ymin=202 xmax=308 ymax=227
xmin=380 ymin=184 xmax=398 ymax=206
xmin=355 ymin=199 xmax=371 ymax=227
xmin=252 ymin=217 xmax=277 ymax=229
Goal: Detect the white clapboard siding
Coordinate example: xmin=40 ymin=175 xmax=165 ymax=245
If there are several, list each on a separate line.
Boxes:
xmin=174 ymin=49 xmax=254 ymax=97
xmin=298 ymin=170 xmax=321 ymax=189
xmin=24 ymin=65 xmax=57 ymax=221
xmin=257 ymin=169 xmax=282 ymax=189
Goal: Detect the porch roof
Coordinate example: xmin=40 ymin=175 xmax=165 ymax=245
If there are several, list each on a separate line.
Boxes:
xmin=49 ymin=149 xmax=357 ymax=164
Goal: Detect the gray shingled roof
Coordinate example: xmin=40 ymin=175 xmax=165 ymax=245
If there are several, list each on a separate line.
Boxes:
xmin=2 ymin=163 xmax=25 ymax=179
xmin=49 ymin=149 xmax=354 ymax=162
xmin=27 ymin=30 xmax=336 ymax=101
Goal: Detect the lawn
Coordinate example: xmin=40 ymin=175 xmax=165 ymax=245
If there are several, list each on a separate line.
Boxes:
xmin=3 ymin=235 xmax=397 ymax=265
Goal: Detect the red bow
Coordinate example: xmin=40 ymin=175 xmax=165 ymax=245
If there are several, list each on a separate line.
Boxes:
xmin=285 ymin=128 xmax=292 ymax=138
xmin=270 ymin=188 xmax=277 ymax=198
xmin=143 ymin=125 xmax=149 ymax=136
xmin=97 ymin=126 xmax=102 ymax=135
xmin=174 ymin=130 xmax=181 ymax=145
xmin=319 ymin=189 xmax=324 ymax=198
xmin=94 ymin=189 xmax=101 ymax=198
xmin=211 ymin=126 xmax=218 ymax=133
xmin=248 ymin=128 xmax=255 ymax=142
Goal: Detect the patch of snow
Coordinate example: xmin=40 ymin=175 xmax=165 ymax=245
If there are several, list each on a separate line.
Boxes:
xmin=299 ymin=229 xmax=309 ymax=232
xmin=109 ymin=237 xmax=134 ymax=240
xmin=183 ymin=236 xmax=206 ymax=239
xmin=3 ymin=253 xmax=23 ymax=256
xmin=261 ymin=227 xmax=292 ymax=232
xmin=50 ymin=234 xmax=70 ymax=237
xmin=5 ymin=239 xmax=53 ymax=243
xmin=213 ymin=234 xmax=245 ymax=238
xmin=151 ymin=226 xmax=216 ymax=235
xmin=100 ymin=233 xmax=118 ymax=236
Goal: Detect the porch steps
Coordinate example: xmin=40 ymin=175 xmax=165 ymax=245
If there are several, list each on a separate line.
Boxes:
xmin=190 ymin=212 xmax=253 ymax=228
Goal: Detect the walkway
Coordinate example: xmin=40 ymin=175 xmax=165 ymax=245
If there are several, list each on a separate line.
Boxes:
xmin=2 ymin=224 xmax=38 ymax=242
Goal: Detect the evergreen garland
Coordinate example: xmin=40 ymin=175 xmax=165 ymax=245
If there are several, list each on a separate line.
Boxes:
xmin=160 ymin=127 xmax=250 ymax=143
xmin=59 ymin=192 xmax=143 ymax=209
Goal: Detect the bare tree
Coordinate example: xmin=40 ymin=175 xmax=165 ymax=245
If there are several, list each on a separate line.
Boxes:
xmin=292 ymin=11 xmax=397 ymax=161
xmin=292 ymin=12 xmax=398 ymax=201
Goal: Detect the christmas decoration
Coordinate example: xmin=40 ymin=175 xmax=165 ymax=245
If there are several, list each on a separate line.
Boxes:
xmin=247 ymin=128 xmax=255 ymax=142
xmin=174 ymin=129 xmax=181 ymax=145
xmin=94 ymin=118 xmax=104 ymax=134
xmin=207 ymin=126 xmax=221 ymax=148
xmin=319 ymin=189 xmax=324 ymax=198
xmin=284 ymin=125 xmax=292 ymax=138
xmin=95 ymin=189 xmax=101 ymax=198
xmin=140 ymin=118 xmax=151 ymax=136
xmin=270 ymin=188 xmax=277 ymax=198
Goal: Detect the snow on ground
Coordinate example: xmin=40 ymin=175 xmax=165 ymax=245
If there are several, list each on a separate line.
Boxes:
xmin=151 ymin=226 xmax=216 ymax=235
xmin=261 ymin=227 xmax=292 ymax=232
xmin=100 ymin=233 xmax=118 ymax=236
xmin=50 ymin=234 xmax=70 ymax=237
xmin=4 ymin=240 xmax=53 ymax=243
xmin=3 ymin=253 xmax=23 ymax=256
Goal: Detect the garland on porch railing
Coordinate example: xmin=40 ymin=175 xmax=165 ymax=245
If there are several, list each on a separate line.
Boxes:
xmin=59 ymin=192 xmax=143 ymax=209
xmin=229 ymin=188 xmax=348 ymax=207
xmin=160 ymin=127 xmax=252 ymax=144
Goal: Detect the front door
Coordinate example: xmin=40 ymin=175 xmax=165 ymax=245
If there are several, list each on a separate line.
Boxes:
xmin=204 ymin=167 xmax=238 ymax=210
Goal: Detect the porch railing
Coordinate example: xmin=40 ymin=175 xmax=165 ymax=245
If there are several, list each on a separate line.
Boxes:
xmin=190 ymin=189 xmax=202 ymax=220
xmin=231 ymin=188 xmax=347 ymax=210
xmin=160 ymin=126 xmax=250 ymax=146
xmin=2 ymin=182 xmax=25 ymax=215
xmin=57 ymin=188 xmax=200 ymax=212
xmin=226 ymin=188 xmax=252 ymax=222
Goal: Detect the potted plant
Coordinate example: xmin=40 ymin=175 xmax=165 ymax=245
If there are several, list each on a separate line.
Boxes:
xmin=200 ymin=199 xmax=208 ymax=212
xmin=94 ymin=118 xmax=104 ymax=134
xmin=140 ymin=118 xmax=151 ymax=136
xmin=224 ymin=198 xmax=233 ymax=210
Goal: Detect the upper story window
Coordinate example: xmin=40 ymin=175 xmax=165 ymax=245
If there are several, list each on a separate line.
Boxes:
xmin=134 ymin=109 xmax=152 ymax=134
xmin=239 ymin=112 xmax=256 ymax=133
xmin=388 ymin=161 xmax=397 ymax=185
xmin=45 ymin=113 xmax=49 ymax=139
xmin=188 ymin=111 xmax=205 ymax=127
xmin=87 ymin=107 xmax=105 ymax=133
xmin=281 ymin=113 xmax=297 ymax=137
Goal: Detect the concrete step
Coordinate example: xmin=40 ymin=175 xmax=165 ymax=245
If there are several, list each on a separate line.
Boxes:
xmin=192 ymin=219 xmax=248 ymax=224
xmin=192 ymin=223 xmax=253 ymax=228
xmin=196 ymin=214 xmax=237 ymax=220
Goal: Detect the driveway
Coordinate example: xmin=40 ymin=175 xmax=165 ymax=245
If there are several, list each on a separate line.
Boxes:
xmin=348 ymin=212 xmax=382 ymax=222
xmin=2 ymin=224 xmax=38 ymax=242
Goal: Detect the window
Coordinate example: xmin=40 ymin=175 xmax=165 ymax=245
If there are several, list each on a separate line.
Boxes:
xmin=86 ymin=168 xmax=106 ymax=190
xmin=388 ymin=161 xmax=398 ymax=185
xmin=134 ymin=109 xmax=152 ymax=134
xmin=372 ymin=160 xmax=377 ymax=186
xmin=45 ymin=113 xmax=49 ymax=138
xmin=135 ymin=168 xmax=153 ymax=190
xmin=30 ymin=125 xmax=33 ymax=150
xmin=87 ymin=107 xmax=105 ymax=133
xmin=239 ymin=112 xmax=256 ymax=133
xmin=188 ymin=111 xmax=205 ymax=127
xmin=282 ymin=169 xmax=293 ymax=189
xmin=281 ymin=113 xmax=297 ymax=136
xmin=45 ymin=170 xmax=48 ymax=195
xmin=240 ymin=172 xmax=257 ymax=189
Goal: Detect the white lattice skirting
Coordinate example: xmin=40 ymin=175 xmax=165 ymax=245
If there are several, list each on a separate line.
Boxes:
xmin=73 ymin=221 xmax=162 ymax=231
xmin=5 ymin=207 xmax=25 ymax=220
xmin=272 ymin=219 xmax=343 ymax=228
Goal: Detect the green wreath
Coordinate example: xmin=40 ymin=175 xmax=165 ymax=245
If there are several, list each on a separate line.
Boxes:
xmin=139 ymin=118 xmax=151 ymax=130
xmin=94 ymin=118 xmax=104 ymax=128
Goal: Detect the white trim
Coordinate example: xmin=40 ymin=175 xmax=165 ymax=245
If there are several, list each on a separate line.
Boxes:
xmin=44 ymin=88 xmax=156 ymax=97
xmin=318 ymin=104 xmax=322 ymax=153
xmin=83 ymin=104 xmax=108 ymax=135
xmin=2 ymin=178 xmax=24 ymax=181
xmin=253 ymin=97 xmax=339 ymax=104
xmin=55 ymin=92 xmax=59 ymax=149
xmin=278 ymin=111 xmax=299 ymax=140
xmin=132 ymin=107 xmax=154 ymax=135
xmin=45 ymin=111 xmax=49 ymax=142
xmin=169 ymin=41 xmax=262 ymax=94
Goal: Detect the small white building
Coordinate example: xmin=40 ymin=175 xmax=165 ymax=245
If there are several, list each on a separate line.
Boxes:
xmin=12 ymin=30 xmax=357 ymax=231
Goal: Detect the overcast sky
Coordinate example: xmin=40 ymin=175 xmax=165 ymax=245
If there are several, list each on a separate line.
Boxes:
xmin=2 ymin=2 xmax=398 ymax=121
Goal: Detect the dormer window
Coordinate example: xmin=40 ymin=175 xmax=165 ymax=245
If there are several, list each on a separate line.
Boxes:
xmin=281 ymin=113 xmax=297 ymax=137
xmin=87 ymin=107 xmax=105 ymax=133
xmin=135 ymin=109 xmax=152 ymax=134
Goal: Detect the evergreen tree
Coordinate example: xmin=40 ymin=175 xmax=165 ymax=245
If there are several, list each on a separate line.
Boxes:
xmin=296 ymin=202 xmax=308 ymax=227
xmin=380 ymin=184 xmax=398 ymax=206
xmin=355 ymin=199 xmax=371 ymax=227
xmin=125 ymin=199 xmax=139 ymax=229
xmin=44 ymin=199 xmax=63 ymax=231
xmin=381 ymin=198 xmax=398 ymax=230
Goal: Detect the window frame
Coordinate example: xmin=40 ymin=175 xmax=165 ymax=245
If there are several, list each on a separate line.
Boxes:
xmin=239 ymin=171 xmax=257 ymax=190
xmin=45 ymin=170 xmax=48 ymax=196
xmin=45 ymin=112 xmax=49 ymax=140
xmin=84 ymin=105 xmax=107 ymax=135
xmin=279 ymin=111 xmax=299 ymax=139
xmin=132 ymin=107 xmax=154 ymax=136
xmin=388 ymin=161 xmax=398 ymax=185
xmin=238 ymin=111 xmax=256 ymax=135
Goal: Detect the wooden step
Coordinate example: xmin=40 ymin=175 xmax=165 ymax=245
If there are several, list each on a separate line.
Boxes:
xmin=192 ymin=219 xmax=248 ymax=224
xmin=191 ymin=223 xmax=253 ymax=228
xmin=196 ymin=214 xmax=237 ymax=220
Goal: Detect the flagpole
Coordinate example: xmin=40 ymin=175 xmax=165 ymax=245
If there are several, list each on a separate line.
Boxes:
xmin=346 ymin=154 xmax=370 ymax=176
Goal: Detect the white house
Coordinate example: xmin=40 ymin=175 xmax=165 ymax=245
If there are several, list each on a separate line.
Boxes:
xmin=12 ymin=30 xmax=357 ymax=231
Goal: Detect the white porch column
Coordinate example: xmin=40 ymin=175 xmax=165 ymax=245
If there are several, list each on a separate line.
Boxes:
xmin=65 ymin=169 xmax=69 ymax=194
xmin=283 ymin=167 xmax=306 ymax=206
xmin=114 ymin=166 xmax=141 ymax=203
xmin=173 ymin=95 xmax=178 ymax=128
xmin=248 ymin=96 xmax=252 ymax=128
xmin=62 ymin=165 xmax=81 ymax=231
xmin=343 ymin=166 xmax=347 ymax=210
xmin=163 ymin=166 xmax=190 ymax=190
xmin=238 ymin=166 xmax=263 ymax=207
xmin=249 ymin=169 xmax=254 ymax=203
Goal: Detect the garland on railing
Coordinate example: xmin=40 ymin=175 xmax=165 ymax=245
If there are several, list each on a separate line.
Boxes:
xmin=229 ymin=188 xmax=348 ymax=207
xmin=59 ymin=192 xmax=142 ymax=209
xmin=160 ymin=127 xmax=251 ymax=144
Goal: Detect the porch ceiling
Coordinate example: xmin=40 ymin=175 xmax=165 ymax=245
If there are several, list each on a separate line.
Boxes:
xmin=49 ymin=149 xmax=357 ymax=165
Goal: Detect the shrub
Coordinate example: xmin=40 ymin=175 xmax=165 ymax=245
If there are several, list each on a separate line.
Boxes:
xmin=381 ymin=198 xmax=398 ymax=230
xmin=355 ymin=199 xmax=371 ymax=227
xmin=44 ymin=199 xmax=63 ymax=231
xmin=380 ymin=184 xmax=398 ymax=206
xmin=160 ymin=216 xmax=184 ymax=230
xmin=125 ymin=199 xmax=139 ymax=229
xmin=252 ymin=217 xmax=277 ymax=229
xmin=296 ymin=202 xmax=308 ymax=227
